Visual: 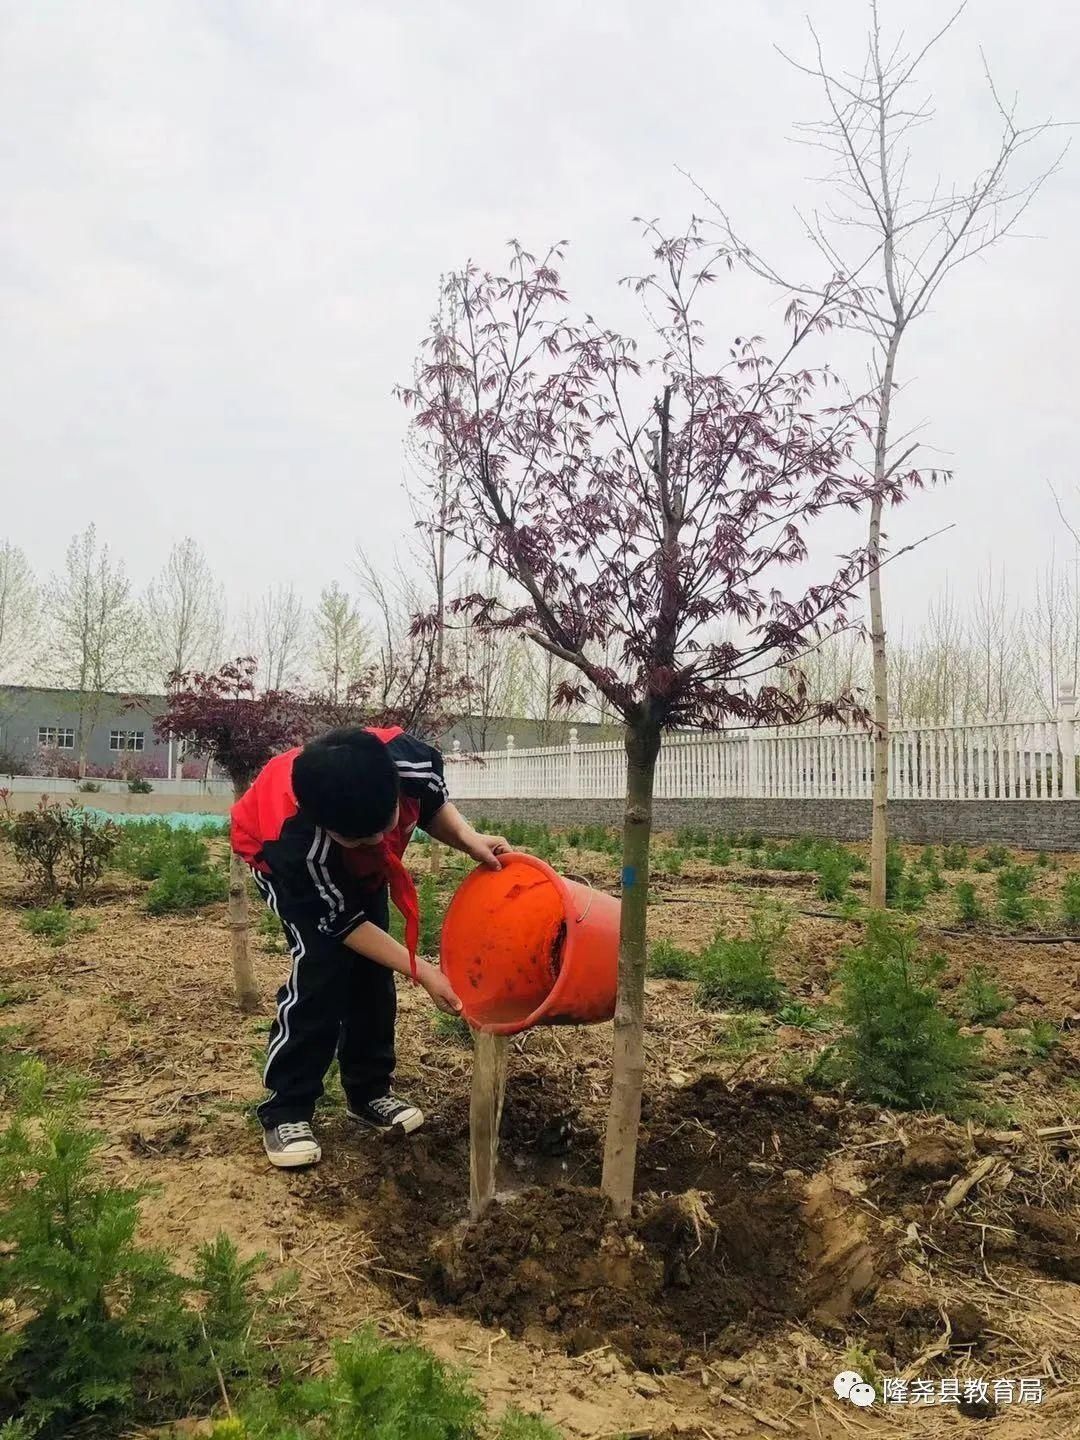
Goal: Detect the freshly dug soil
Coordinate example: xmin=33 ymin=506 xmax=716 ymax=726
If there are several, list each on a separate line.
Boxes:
xmin=317 ymin=1076 xmax=848 ymax=1370
xmin=430 ymin=1180 xmax=808 ymax=1370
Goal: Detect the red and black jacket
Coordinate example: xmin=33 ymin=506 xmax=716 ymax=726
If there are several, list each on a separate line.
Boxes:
xmin=230 ymin=727 xmax=447 ymax=943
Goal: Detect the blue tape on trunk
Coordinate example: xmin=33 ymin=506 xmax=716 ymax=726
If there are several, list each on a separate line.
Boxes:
xmin=622 ymin=865 xmax=637 ymax=888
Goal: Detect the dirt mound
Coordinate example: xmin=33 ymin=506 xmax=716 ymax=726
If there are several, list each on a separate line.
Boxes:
xmin=637 ymin=1078 xmax=842 ymax=1192
xmin=430 ymin=1182 xmax=808 ymax=1370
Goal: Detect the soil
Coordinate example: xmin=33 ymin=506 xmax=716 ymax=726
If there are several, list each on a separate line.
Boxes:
xmin=2 ymin=835 xmax=1079 ymax=1438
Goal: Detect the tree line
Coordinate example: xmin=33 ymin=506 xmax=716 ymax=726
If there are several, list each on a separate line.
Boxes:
xmin=0 ymin=525 xmax=612 ymax=771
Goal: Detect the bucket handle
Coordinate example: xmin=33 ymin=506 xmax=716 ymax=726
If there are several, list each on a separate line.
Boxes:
xmin=561 ymin=872 xmax=596 ymax=925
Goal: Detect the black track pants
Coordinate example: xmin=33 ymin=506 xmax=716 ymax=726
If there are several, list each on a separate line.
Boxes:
xmin=254 ymin=878 xmax=396 ymax=1128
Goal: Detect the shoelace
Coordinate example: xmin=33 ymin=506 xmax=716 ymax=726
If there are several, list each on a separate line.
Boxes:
xmin=278 ymin=1122 xmax=315 ymax=1144
xmin=368 ymin=1096 xmax=401 ymax=1121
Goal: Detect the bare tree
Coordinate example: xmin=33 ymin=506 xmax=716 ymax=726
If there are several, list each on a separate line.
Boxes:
xmin=1020 ymin=551 xmax=1080 ymax=717
xmin=452 ymin=576 xmax=530 ymax=750
xmin=354 ymin=551 xmax=471 ymax=740
xmin=145 ymin=538 xmax=225 ymax=686
xmin=693 ymin=1 xmax=1064 ymax=904
xmin=312 ymin=582 xmax=367 ymax=702
xmin=254 ymin=584 xmax=308 ymax=692
xmin=0 ymin=540 xmax=37 ymax=683
xmin=48 ymin=525 xmax=144 ymax=775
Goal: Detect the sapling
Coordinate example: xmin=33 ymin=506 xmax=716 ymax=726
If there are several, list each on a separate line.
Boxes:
xmin=954 ymin=883 xmax=984 ymax=928
xmin=956 ymin=964 xmax=1011 ymax=1024
xmin=1061 ymin=873 xmax=1080 ymax=930
xmin=833 ymin=913 xmax=979 ymax=1112
xmin=695 ymin=906 xmax=787 ymax=1011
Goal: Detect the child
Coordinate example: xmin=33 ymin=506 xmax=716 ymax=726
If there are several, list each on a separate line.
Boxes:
xmin=231 ymin=724 xmax=509 ymax=1168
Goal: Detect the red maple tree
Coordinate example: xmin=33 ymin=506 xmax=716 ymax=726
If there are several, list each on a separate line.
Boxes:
xmin=401 ymin=220 xmax=918 ymax=1209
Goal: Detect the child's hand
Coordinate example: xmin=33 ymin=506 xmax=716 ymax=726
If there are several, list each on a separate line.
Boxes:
xmin=418 ymin=962 xmax=463 ymax=1015
xmin=466 ymin=833 xmax=511 ymax=871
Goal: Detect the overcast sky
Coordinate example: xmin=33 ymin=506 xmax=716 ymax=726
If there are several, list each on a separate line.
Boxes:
xmin=1 ymin=0 xmax=1076 ymax=636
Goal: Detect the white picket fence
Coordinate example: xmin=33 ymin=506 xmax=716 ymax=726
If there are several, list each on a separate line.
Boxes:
xmin=445 ymin=694 xmax=1079 ymax=804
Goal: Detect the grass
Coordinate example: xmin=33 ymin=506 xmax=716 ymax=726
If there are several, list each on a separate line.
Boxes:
xmin=776 ymin=1000 xmax=838 ymax=1032
xmin=647 ymin=939 xmax=696 ymax=980
xmin=714 ymin=1013 xmax=773 ymax=1058
xmin=431 ymin=1011 xmax=473 ymax=1046
xmin=21 ymin=907 xmax=96 ymax=948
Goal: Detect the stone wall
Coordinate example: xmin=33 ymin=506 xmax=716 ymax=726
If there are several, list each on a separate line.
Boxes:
xmin=463 ymin=797 xmax=1080 ymax=851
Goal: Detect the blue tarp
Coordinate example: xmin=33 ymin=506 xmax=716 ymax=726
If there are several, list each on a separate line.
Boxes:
xmin=79 ymin=807 xmax=228 ymax=832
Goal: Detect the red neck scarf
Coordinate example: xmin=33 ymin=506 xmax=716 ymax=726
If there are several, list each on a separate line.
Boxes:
xmin=379 ymin=839 xmax=419 ymax=981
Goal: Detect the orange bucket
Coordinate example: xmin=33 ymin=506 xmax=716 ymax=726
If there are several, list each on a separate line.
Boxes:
xmin=439 ymin=852 xmax=620 ymax=1034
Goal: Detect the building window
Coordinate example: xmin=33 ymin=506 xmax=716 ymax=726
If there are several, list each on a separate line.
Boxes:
xmin=109 ymin=730 xmax=145 ymax=752
xmin=38 ymin=727 xmax=75 ymax=750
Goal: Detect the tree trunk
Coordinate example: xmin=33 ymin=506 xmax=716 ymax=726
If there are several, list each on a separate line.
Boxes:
xmin=228 ymin=787 xmax=259 ymax=1013
xmin=868 ymin=328 xmax=901 ymax=910
xmin=601 ymin=722 xmax=660 ymax=1216
xmin=868 ymin=494 xmax=889 ymax=908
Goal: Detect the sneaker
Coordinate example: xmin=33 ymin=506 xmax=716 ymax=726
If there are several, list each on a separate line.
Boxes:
xmin=263 ymin=1121 xmax=321 ymax=1168
xmin=347 ymin=1094 xmax=424 ymax=1135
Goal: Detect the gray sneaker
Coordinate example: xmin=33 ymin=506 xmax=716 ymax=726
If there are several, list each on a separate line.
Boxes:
xmin=347 ymin=1094 xmax=424 ymax=1135
xmin=263 ymin=1121 xmax=321 ymax=1168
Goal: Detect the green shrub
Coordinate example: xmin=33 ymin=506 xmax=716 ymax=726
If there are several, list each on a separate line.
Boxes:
xmin=2 ymin=803 xmax=119 ymax=900
xmin=77 ymin=780 xmax=101 ymax=794
xmin=695 ymin=906 xmax=787 ymax=1011
xmin=660 ymin=848 xmax=684 ymax=877
xmin=832 ymin=912 xmax=979 ymax=1112
xmin=816 ymin=849 xmax=855 ymax=902
xmin=996 ymin=865 xmax=1035 ymax=928
xmin=127 ymin=776 xmax=154 ymax=794
xmin=732 ymin=829 xmax=764 ymax=849
xmin=971 ymin=858 xmax=993 ymax=874
xmin=893 ymin=869 xmax=928 ymax=913
xmin=917 ymin=845 xmax=938 ymax=870
xmin=647 ymin=939 xmax=696 ymax=979
xmin=1061 ymin=873 xmax=1080 ymax=930
xmin=566 ymin=827 xmax=582 ymax=848
xmin=985 ymin=845 xmax=1012 ymax=868
xmin=20 ymin=907 xmax=96 ymax=948
xmin=212 ymin=1327 xmax=559 ymax=1440
xmin=145 ymin=861 xmax=228 ymax=914
xmin=1016 ymin=1021 xmax=1060 ymax=1061
xmin=884 ymin=841 xmax=906 ymax=904
xmin=953 ymin=882 xmax=985 ymax=927
xmin=115 ymin=822 xmax=210 ymax=880
xmin=708 ymin=835 xmax=732 ymax=865
xmin=955 ymin=964 xmax=1011 ymax=1023
xmin=1036 ymin=849 xmax=1050 ymax=868
xmin=941 ymin=843 xmax=969 ymax=871
xmin=0 ymin=1062 xmax=285 ymax=1436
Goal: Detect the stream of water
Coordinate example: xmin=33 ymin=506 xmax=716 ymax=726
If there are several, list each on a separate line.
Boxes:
xmin=469 ymin=1029 xmax=509 ymax=1222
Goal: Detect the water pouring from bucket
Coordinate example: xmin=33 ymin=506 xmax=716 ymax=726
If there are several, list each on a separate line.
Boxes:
xmin=440 ymin=852 xmax=621 ymax=1218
